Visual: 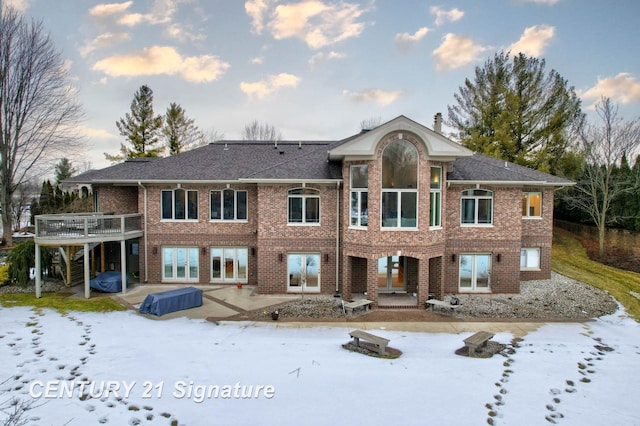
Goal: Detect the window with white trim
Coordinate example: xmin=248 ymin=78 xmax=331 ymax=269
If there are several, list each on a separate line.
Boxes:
xmin=350 ymin=165 xmax=368 ymax=227
xmin=520 ymin=248 xmax=541 ymax=270
xmin=210 ymin=189 xmax=247 ymax=221
xmin=381 ymin=140 xmax=418 ymax=228
xmin=430 ymin=166 xmax=442 ymax=228
xmin=211 ymin=247 xmax=248 ymax=282
xmin=461 ymin=189 xmax=493 ymax=225
xmin=161 ymin=188 xmax=198 ymax=220
xmin=288 ymin=188 xmax=320 ymax=224
xmin=522 ymin=192 xmax=542 ymax=217
xmin=162 ymin=247 xmax=199 ymax=281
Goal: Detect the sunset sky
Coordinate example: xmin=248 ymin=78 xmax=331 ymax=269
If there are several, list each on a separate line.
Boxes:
xmin=4 ymin=0 xmax=640 ymax=170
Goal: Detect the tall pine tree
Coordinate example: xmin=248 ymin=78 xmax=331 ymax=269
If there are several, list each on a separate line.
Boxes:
xmin=163 ymin=103 xmax=202 ymax=155
xmin=106 ymin=85 xmax=164 ymax=162
xmin=448 ymin=51 xmax=584 ymax=176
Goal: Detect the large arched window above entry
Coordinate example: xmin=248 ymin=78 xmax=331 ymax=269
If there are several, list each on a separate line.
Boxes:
xmin=381 ymin=140 xmax=419 ymax=228
xmin=382 ymin=140 xmax=418 ymax=189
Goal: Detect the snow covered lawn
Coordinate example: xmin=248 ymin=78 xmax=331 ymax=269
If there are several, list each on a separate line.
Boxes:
xmin=1 ymin=307 xmax=638 ymax=425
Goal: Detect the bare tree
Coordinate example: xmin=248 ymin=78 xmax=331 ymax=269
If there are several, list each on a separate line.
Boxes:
xmin=202 ymin=128 xmax=225 ymax=145
xmin=0 ymin=7 xmax=83 ymax=244
xmin=563 ymin=97 xmax=640 ymax=257
xmin=11 ymin=180 xmax=39 ymax=231
xmin=360 ymin=116 xmax=382 ymax=131
xmin=241 ymin=120 xmax=282 ymax=141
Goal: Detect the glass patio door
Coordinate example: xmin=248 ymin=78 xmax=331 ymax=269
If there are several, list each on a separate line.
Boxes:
xmin=459 ymin=254 xmax=491 ymax=291
xmin=287 ymin=253 xmax=320 ymax=292
xmin=377 ymin=256 xmax=405 ymax=292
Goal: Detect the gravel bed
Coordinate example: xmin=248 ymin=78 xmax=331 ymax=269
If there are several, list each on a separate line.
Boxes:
xmin=258 ymin=272 xmax=618 ymax=320
xmin=450 ymin=272 xmax=618 ymax=319
xmin=0 ymin=279 xmax=67 ymax=294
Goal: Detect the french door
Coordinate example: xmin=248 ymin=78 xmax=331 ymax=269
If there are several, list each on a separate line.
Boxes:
xmin=287 ymin=253 xmax=320 ymax=292
xmin=459 ymin=254 xmax=491 ymax=292
xmin=377 ymin=256 xmax=406 ymax=292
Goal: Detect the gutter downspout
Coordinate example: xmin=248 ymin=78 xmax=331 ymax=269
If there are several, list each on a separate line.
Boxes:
xmin=138 ymin=182 xmax=149 ymax=283
xmin=336 ymin=181 xmax=340 ymax=293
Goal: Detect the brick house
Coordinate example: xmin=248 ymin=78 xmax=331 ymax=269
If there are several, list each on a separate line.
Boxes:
xmin=38 ymin=115 xmax=571 ymax=307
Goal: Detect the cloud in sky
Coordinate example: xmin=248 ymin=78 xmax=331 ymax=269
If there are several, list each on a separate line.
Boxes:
xmin=433 ymin=33 xmax=488 ymax=71
xmin=245 ymin=0 xmax=272 ymax=35
xmin=246 ymin=0 xmax=369 ymax=49
xmin=523 ymin=0 xmax=560 ymax=4
xmin=4 ymin=0 xmax=30 ymax=11
xmin=342 ymin=88 xmax=403 ymax=106
xmin=580 ymin=73 xmax=640 ymax=107
xmin=164 ymin=23 xmax=207 ymax=43
xmin=395 ymin=27 xmax=430 ymax=50
xmin=89 ymin=0 xmax=178 ymax=27
xmin=308 ymin=51 xmax=346 ymax=68
xmin=430 ymin=6 xmax=464 ymax=26
xmin=80 ymin=32 xmax=131 ymax=57
xmin=92 ymin=46 xmax=230 ymax=83
xmin=509 ymin=24 xmax=555 ymax=57
xmin=240 ymin=73 xmax=301 ymax=99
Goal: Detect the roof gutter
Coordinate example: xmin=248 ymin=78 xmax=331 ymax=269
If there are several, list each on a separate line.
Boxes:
xmin=446 ymin=180 xmax=575 ymax=188
xmin=76 ymin=178 xmax=344 ymax=186
xmin=238 ymin=178 xmax=343 ymax=184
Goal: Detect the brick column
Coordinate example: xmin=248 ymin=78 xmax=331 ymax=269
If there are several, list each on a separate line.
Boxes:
xmin=341 ymin=255 xmax=352 ymax=300
xmin=366 ymin=257 xmax=378 ymax=307
xmin=417 ymin=257 xmax=429 ymax=306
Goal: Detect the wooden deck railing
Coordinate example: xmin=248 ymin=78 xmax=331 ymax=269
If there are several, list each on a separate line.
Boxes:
xmin=35 ymin=213 xmax=143 ymax=242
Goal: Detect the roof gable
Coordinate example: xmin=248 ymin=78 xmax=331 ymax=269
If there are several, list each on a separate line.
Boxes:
xmin=328 ymin=115 xmax=473 ymax=161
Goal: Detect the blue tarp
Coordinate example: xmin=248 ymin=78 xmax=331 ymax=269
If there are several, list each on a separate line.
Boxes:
xmin=139 ymin=287 xmax=203 ymax=316
xmin=90 ymin=271 xmax=125 ymax=293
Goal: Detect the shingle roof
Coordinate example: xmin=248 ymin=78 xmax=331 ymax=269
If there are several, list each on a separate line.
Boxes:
xmin=448 ymin=153 xmax=573 ymax=185
xmin=68 ymin=139 xmax=345 ymax=183
xmin=68 ymin=129 xmax=570 ymax=187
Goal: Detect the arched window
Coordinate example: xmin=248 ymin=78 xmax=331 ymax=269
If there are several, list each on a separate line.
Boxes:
xmin=288 ymin=188 xmax=320 ymax=224
xmin=381 ymin=140 xmax=418 ymax=228
xmin=461 ymin=189 xmax=493 ymax=225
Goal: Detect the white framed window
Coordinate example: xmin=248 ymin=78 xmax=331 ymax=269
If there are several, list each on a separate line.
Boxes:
xmin=162 ymin=247 xmax=199 ymax=282
xmin=211 ymin=247 xmax=248 ymax=282
xmin=430 ymin=166 xmax=442 ymax=228
xmin=459 ymin=254 xmax=491 ymax=292
xmin=161 ymin=188 xmax=198 ymax=220
xmin=461 ymin=189 xmax=493 ymax=225
xmin=522 ymin=192 xmax=542 ymax=218
xmin=210 ymin=189 xmax=247 ymax=221
xmin=520 ymin=248 xmax=541 ymax=270
xmin=287 ymin=253 xmax=320 ymax=292
xmin=288 ymin=188 xmax=320 ymax=224
xmin=350 ymin=165 xmax=368 ymax=227
xmin=381 ymin=140 xmax=418 ymax=229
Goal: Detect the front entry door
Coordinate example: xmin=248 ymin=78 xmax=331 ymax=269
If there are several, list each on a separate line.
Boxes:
xmin=287 ymin=253 xmax=320 ymax=292
xmin=377 ymin=256 xmax=406 ymax=292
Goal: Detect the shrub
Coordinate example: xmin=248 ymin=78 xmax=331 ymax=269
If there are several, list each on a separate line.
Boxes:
xmin=0 ymin=264 xmax=9 ymax=284
xmin=6 ymin=241 xmax=53 ymax=287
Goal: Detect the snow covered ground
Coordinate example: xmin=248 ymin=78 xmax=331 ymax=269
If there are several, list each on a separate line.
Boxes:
xmin=0 ymin=306 xmax=638 ymax=425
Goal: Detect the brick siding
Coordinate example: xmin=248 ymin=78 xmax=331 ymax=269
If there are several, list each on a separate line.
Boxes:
xmin=93 ymin=133 xmax=555 ymax=300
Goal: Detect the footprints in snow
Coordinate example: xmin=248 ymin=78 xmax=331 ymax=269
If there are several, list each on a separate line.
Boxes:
xmin=484 ymin=326 xmax=616 ymax=425
xmin=485 ymin=337 xmax=520 ymax=425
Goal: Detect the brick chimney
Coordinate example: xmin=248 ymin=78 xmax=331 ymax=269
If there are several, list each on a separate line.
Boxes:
xmin=433 ymin=112 xmax=443 ymax=134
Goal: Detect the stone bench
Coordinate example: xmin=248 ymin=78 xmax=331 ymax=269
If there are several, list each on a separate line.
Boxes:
xmin=342 ymin=299 xmax=373 ymax=315
xmin=463 ymin=331 xmax=495 ymax=357
xmin=425 ymin=299 xmax=461 ymax=312
xmin=349 ymin=330 xmax=390 ymax=355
